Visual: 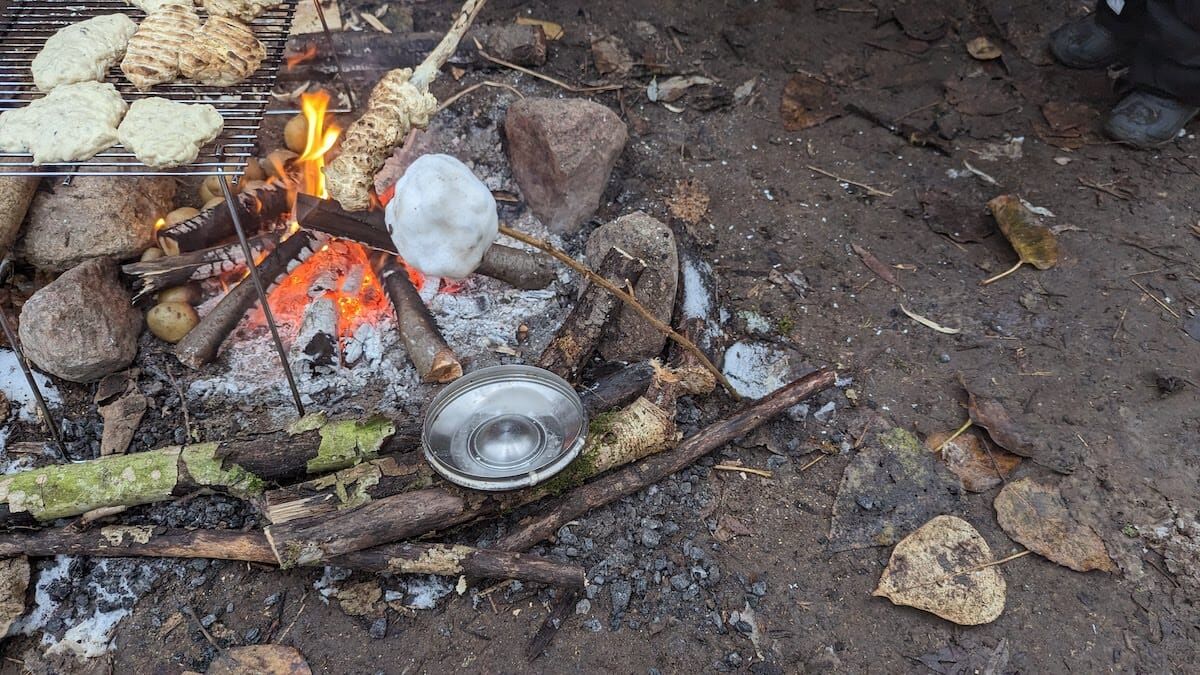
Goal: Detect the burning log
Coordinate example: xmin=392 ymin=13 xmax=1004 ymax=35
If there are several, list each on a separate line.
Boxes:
xmin=0 ymin=414 xmax=413 ymax=527
xmin=157 ymin=181 xmax=292 ymax=256
xmin=373 ymin=255 xmax=462 ymax=383
xmin=0 ymin=528 xmax=584 ymax=588
xmin=290 ymin=295 xmax=339 ymax=371
xmin=263 ymin=367 xmax=834 ymax=567
xmin=476 ymin=244 xmax=556 ymax=290
xmin=121 ymin=232 xmax=282 ymax=301
xmin=174 ymin=230 xmax=321 ymax=369
xmin=537 ymin=248 xmax=645 ymax=382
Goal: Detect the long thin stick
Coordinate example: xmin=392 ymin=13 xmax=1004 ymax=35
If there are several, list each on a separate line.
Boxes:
xmin=806 ymin=164 xmax=894 ymax=197
xmin=498 ymin=224 xmax=739 ymax=399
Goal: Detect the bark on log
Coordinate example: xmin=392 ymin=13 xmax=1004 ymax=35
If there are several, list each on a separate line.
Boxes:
xmin=0 ymin=176 xmax=38 ymax=256
xmin=122 ymin=233 xmax=282 ymax=301
xmin=494 ymin=368 xmax=838 ymax=552
xmin=475 ymin=244 xmax=556 ymax=290
xmin=0 ymin=413 xmax=412 ymax=526
xmin=0 ymin=527 xmax=584 ymax=588
xmin=174 ymin=231 xmax=321 ymax=369
xmin=158 ymin=181 xmax=292 ymax=256
xmin=537 ymin=249 xmax=645 ymax=382
xmin=374 ymin=255 xmax=462 ymax=383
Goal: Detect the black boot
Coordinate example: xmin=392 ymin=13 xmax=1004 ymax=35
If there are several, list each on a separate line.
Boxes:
xmin=1105 ymin=91 xmax=1199 ymax=147
xmin=1050 ymin=14 xmax=1126 ymax=69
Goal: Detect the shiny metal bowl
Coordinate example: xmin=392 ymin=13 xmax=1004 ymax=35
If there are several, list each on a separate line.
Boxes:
xmin=422 ymin=365 xmax=588 ymax=491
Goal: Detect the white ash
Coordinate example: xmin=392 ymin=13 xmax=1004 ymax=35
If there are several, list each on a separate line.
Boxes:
xmin=383 ymin=575 xmax=455 ymax=610
xmin=0 ymin=348 xmax=62 ymax=422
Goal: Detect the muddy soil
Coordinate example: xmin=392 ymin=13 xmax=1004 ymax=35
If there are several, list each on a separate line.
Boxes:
xmin=3 ymin=0 xmax=1199 ymax=672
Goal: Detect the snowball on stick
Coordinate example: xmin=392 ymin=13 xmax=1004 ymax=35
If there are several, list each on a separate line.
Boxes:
xmin=384 ymin=154 xmax=498 ymax=279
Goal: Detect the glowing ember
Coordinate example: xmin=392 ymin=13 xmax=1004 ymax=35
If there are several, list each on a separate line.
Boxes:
xmin=285 ymin=44 xmax=318 ymax=69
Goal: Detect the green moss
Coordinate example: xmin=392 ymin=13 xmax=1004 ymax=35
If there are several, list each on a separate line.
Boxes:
xmin=777 ymin=316 xmax=795 ymax=334
xmin=287 ymin=412 xmax=328 ymax=435
xmin=588 ymin=411 xmax=620 ymax=437
xmin=5 ymin=449 xmax=179 ymax=521
xmin=533 ymin=442 xmax=600 ymax=498
xmin=306 ymin=417 xmax=396 ymax=474
xmin=180 ymin=443 xmax=264 ymax=498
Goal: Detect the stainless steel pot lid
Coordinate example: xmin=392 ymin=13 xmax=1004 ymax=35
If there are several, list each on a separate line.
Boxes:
xmin=422 ymin=365 xmax=587 ymax=491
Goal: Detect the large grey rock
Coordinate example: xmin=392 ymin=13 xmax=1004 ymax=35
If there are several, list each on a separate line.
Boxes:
xmin=505 ymin=98 xmax=627 ymax=234
xmin=19 ymin=257 xmax=142 ymax=383
xmin=18 ymin=175 xmax=174 ymax=272
xmin=585 ymin=211 xmax=678 ymax=361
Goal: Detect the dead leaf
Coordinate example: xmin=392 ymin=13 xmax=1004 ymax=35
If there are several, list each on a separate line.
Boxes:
xmin=1036 ymin=102 xmax=1099 ymax=150
xmin=917 ymin=188 xmax=994 ymax=243
xmin=714 ymin=514 xmax=753 ymax=542
xmin=207 ymin=645 xmax=312 ymax=675
xmin=591 ymin=36 xmax=632 ymax=76
xmin=0 ymin=556 xmax=29 ymax=636
xmin=648 ymin=75 xmax=715 ymax=103
xmin=779 ymin=73 xmax=839 ymax=132
xmin=899 ymin=304 xmax=961 ymax=335
xmin=981 ymin=195 xmax=1059 ymax=285
xmin=944 ymin=76 xmax=1020 ymax=117
xmin=515 ymin=17 xmax=562 ymax=40
xmin=874 ymin=515 xmax=1006 ymax=625
xmin=894 ymin=1 xmax=948 ymax=41
xmin=960 ymin=376 xmax=1075 ymax=473
xmin=667 ymin=178 xmax=709 ymax=225
xmin=966 ymin=37 xmax=1002 ymax=60
xmin=336 ymin=581 xmax=383 ymax=617
xmin=926 ymin=430 xmax=1021 ymax=492
xmin=98 ymin=388 xmax=147 ymax=456
xmin=994 ymin=478 xmax=1116 ymax=572
xmin=851 ymin=244 xmax=903 ymax=288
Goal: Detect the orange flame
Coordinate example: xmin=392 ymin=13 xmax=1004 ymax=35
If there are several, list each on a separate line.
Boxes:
xmin=298 ymin=90 xmax=340 ymax=199
xmin=285 ymin=44 xmax=318 ymax=69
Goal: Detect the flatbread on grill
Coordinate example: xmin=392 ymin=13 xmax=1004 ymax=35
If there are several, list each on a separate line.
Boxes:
xmin=121 ymin=3 xmax=202 ymax=90
xmin=179 ymin=16 xmax=267 ymax=86
xmin=0 ymin=82 xmax=127 ymax=164
xmin=118 ymin=98 xmax=224 ymax=168
xmin=31 ymin=14 xmax=137 ymax=92
xmin=201 ymin=0 xmax=283 ymax=23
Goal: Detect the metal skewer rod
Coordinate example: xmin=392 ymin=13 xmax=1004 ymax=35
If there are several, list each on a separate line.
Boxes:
xmin=215 ymin=161 xmax=306 ymax=416
xmin=311 ymin=0 xmax=356 ymax=112
xmin=0 ymin=256 xmax=67 ymax=458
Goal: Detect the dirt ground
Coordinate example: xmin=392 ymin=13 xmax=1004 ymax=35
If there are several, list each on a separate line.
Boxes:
xmin=4 ymin=0 xmax=1200 ymax=672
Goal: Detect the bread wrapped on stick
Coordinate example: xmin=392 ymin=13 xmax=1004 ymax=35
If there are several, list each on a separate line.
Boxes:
xmin=324 ymin=0 xmax=487 ymax=211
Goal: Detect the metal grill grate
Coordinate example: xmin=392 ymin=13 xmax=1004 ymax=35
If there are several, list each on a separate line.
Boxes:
xmin=0 ymin=0 xmax=299 ymax=176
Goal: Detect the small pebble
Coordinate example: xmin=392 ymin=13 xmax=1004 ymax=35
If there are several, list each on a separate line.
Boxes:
xmin=575 ymin=599 xmax=591 ymax=615
xmin=369 ymin=617 xmax=387 ymax=639
xmin=750 ymin=581 xmax=768 ymax=596
xmin=582 ymin=618 xmax=603 ymax=632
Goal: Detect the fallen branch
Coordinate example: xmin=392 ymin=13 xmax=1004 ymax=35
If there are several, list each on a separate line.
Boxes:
xmin=158 ymin=181 xmax=292 ymax=256
xmin=493 ymin=368 xmax=837 ymax=552
xmin=499 ymin=224 xmax=739 ymax=399
xmin=537 ymin=248 xmax=645 ymax=382
xmin=475 ymin=243 xmax=556 ymax=289
xmin=373 ymin=255 xmax=463 ymax=383
xmin=0 ymin=176 xmax=38 ymax=256
xmin=174 ymin=231 xmax=322 ymax=369
xmin=325 ymin=0 xmax=489 ymax=210
xmin=805 ymin=165 xmax=894 ymax=198
xmin=0 ymin=413 xmax=409 ymax=526
xmin=122 ymin=232 xmax=281 ymax=301
xmin=0 ymin=527 xmax=583 ymax=588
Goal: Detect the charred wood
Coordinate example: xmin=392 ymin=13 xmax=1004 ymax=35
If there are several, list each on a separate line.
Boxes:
xmin=158 ymin=181 xmax=292 ymax=256
xmin=122 ymin=232 xmax=281 ymax=301
xmin=373 ymin=254 xmax=462 ymax=383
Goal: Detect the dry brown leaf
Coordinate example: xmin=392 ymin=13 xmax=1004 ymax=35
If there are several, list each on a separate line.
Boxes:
xmin=0 ymin=556 xmax=29 ymax=636
xmin=874 ymin=516 xmax=1006 ymax=625
xmin=779 ymin=73 xmax=838 ymax=132
xmin=960 ymin=377 xmax=1075 ymax=473
xmin=981 ymin=195 xmax=1059 ymax=285
xmin=667 ymin=178 xmax=710 ymax=224
xmin=926 ymin=430 xmax=1020 ymax=492
xmin=851 ymin=243 xmax=903 ymax=288
xmin=994 ymin=478 xmax=1116 ymax=572
xmin=714 ymin=514 xmax=753 ymax=542
xmin=966 ymin=37 xmax=1002 ymax=60
xmin=336 ymin=581 xmax=383 ymax=617
xmin=515 ymin=17 xmax=563 ymax=40
xmin=591 ymin=36 xmax=632 ymax=76
xmin=207 ymin=645 xmax=312 ymax=675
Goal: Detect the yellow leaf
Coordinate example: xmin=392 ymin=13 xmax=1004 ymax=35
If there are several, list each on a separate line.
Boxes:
xmin=966 ymin=36 xmax=1002 ymax=60
xmin=515 ymin=17 xmax=563 ymax=40
xmin=982 ymin=194 xmax=1059 ymax=285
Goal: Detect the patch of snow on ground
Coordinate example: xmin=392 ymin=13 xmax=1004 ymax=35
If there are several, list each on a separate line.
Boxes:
xmin=722 ymin=340 xmax=811 ymax=399
xmin=0 ymin=349 xmax=61 ymax=421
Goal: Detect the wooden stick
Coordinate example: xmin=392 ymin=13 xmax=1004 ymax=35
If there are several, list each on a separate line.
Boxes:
xmin=0 ymin=527 xmax=584 ymax=588
xmin=475 ymin=243 xmax=556 ymax=289
xmin=174 ymin=231 xmax=321 ymax=369
xmin=537 ymin=248 xmax=645 ymax=382
xmin=493 ymin=368 xmax=837 ymax=552
xmin=373 ymin=255 xmax=463 ymax=383
xmin=122 ymin=232 xmax=281 ymax=301
xmin=158 ymin=181 xmax=292 ymax=256
xmin=805 ymin=165 xmax=894 ymax=198
xmin=0 ymin=413 xmax=411 ymax=526
xmin=498 ymin=224 xmax=739 ymax=399
xmin=0 ymin=176 xmax=38 ymax=256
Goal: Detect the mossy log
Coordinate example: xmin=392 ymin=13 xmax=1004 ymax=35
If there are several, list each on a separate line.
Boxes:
xmin=0 ymin=527 xmax=584 ymax=588
xmin=0 ymin=413 xmax=409 ymax=526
